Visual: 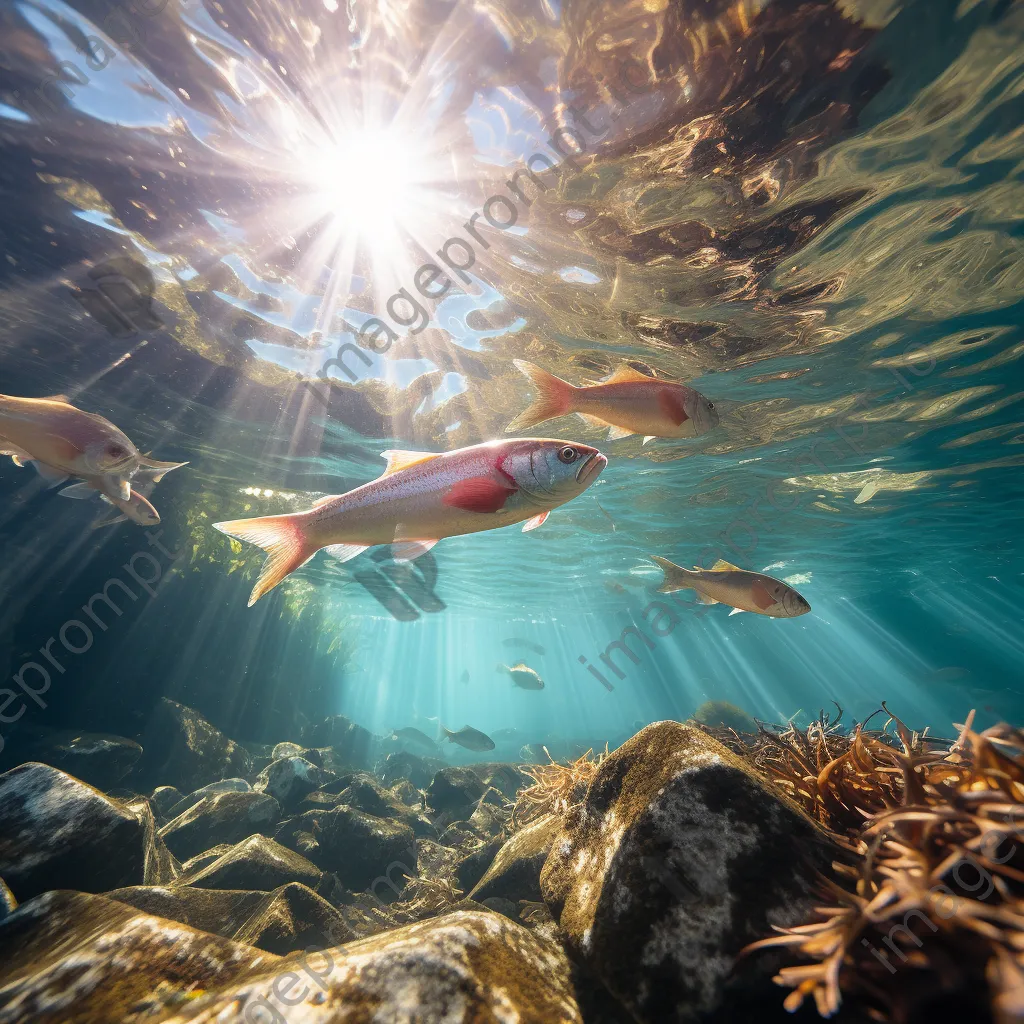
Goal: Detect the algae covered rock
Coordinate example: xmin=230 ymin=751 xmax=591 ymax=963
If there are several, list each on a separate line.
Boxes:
xmin=164 ymin=910 xmax=583 ymax=1023
xmin=159 ymin=790 xmax=281 ymax=861
xmin=300 ymin=714 xmax=374 ymax=768
xmin=186 ymin=835 xmax=322 ymax=891
xmin=0 ymin=727 xmax=143 ymax=790
xmin=0 ymin=878 xmax=14 ymax=921
xmin=0 ymin=890 xmax=279 ymax=1023
xmin=135 ymin=698 xmax=252 ymax=793
xmin=254 ymin=755 xmax=326 ymax=809
xmin=426 ymin=765 xmax=487 ymax=817
xmin=0 ymin=762 xmax=175 ymax=902
xmin=470 ymin=813 xmax=559 ymax=904
xmin=540 ymin=721 xmax=833 ymax=1024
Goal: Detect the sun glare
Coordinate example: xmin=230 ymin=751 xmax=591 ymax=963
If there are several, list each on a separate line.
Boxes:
xmin=306 ymin=127 xmax=419 ymax=237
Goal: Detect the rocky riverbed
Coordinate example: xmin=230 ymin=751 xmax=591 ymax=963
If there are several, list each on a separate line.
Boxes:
xmin=0 ymin=700 xmax=859 ymax=1023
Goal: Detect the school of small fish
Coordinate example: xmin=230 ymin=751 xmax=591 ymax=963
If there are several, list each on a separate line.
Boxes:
xmin=1 ymin=357 xmax=812 ymax=751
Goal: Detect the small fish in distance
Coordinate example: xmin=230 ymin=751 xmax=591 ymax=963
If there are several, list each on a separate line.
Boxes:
xmin=215 ymin=438 xmax=607 ymax=606
xmin=507 ymin=360 xmax=719 ymax=442
xmin=501 ymin=637 xmax=547 ymax=655
xmin=441 ymin=725 xmax=495 ymax=752
xmin=651 ymin=556 xmax=811 ymax=618
xmin=498 ymin=663 xmax=545 ymax=690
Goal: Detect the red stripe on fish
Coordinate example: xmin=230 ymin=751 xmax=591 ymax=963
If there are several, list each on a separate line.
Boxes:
xmin=494 ymin=453 xmax=518 ymax=489
xmin=751 ymin=581 xmax=775 ymax=611
xmin=658 ymin=389 xmax=690 ymax=427
xmin=443 ymin=476 xmax=517 ymax=514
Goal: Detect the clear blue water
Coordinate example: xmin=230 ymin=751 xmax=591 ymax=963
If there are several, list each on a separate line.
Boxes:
xmin=0 ymin=0 xmax=1022 ymax=764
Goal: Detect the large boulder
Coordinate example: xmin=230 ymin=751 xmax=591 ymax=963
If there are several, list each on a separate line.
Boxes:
xmin=0 ymin=763 xmax=176 ymax=902
xmin=158 ymin=791 xmax=281 ymax=861
xmin=540 ymin=722 xmax=835 ymax=1024
xmin=185 ymin=835 xmax=322 ymax=892
xmin=279 ymin=805 xmax=417 ymax=892
xmin=300 ymin=715 xmax=375 ymax=768
xmin=163 ymin=778 xmax=252 ymax=820
xmin=0 ymin=891 xmax=278 ymax=1023
xmin=134 ymin=699 xmax=251 ymax=793
xmin=0 ymin=727 xmax=142 ymax=791
xmin=254 ymin=756 xmax=326 ymax=809
xmin=165 ymin=910 xmax=583 ymax=1023
xmin=380 ymin=750 xmax=445 ymax=789
xmin=470 ymin=813 xmax=559 ymax=904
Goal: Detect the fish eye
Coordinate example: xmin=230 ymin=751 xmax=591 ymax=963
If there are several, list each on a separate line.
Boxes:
xmin=557 ymin=446 xmax=579 ymax=464
xmin=707 ymin=402 xmax=715 ymax=410
xmin=106 ymin=444 xmax=128 ymax=459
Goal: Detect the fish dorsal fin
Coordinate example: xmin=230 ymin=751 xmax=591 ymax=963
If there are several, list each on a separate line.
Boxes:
xmin=605 ymin=365 xmax=653 ymax=385
xmin=380 ymin=449 xmax=441 ymax=477
xmin=43 ymin=393 xmax=70 ymax=403
xmin=712 ymin=558 xmax=741 ymax=572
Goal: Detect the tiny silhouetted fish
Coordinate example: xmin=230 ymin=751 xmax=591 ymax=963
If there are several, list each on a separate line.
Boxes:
xmin=441 ymin=725 xmax=495 ymax=751
xmin=502 ymin=638 xmax=546 ymax=655
xmin=498 ymin=662 xmax=545 ymax=690
xmin=459 ymin=669 xmax=470 ymax=684
xmin=392 ymin=727 xmax=440 ymax=755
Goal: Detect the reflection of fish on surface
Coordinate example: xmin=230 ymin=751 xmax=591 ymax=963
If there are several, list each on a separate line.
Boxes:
xmin=441 ymin=725 xmax=495 ymax=751
xmin=501 ymin=637 xmax=547 ymax=655
xmin=651 ymin=556 xmax=811 ymax=618
xmin=0 ymin=392 xmax=181 ymax=502
xmin=215 ymin=438 xmax=607 ymax=606
xmin=507 ymin=360 xmax=719 ymax=441
xmin=497 ymin=662 xmax=545 ymax=690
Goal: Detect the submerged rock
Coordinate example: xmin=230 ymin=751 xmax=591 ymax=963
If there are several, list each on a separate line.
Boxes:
xmin=186 ymin=835 xmax=322 ymax=891
xmin=158 ymin=790 xmax=281 ymax=861
xmin=380 ymin=750 xmax=445 ymax=789
xmin=300 ymin=715 xmax=374 ymax=768
xmin=0 ymin=762 xmax=176 ymax=902
xmin=164 ymin=910 xmax=583 ymax=1023
xmin=254 ymin=756 xmax=327 ymax=809
xmin=164 ymin=778 xmax=252 ymax=820
xmin=0 ymin=727 xmax=143 ymax=790
xmin=0 ymin=878 xmax=15 ymax=920
xmin=426 ymin=766 xmax=487 ymax=817
xmin=455 ymin=835 xmax=505 ymax=893
xmin=540 ymin=722 xmax=834 ymax=1024
xmin=279 ymin=805 xmax=417 ymax=892
xmin=150 ymin=785 xmax=184 ymax=819
xmin=0 ymin=890 xmax=278 ymax=1023
xmin=470 ymin=814 xmax=559 ymax=905
xmin=135 ymin=698 xmax=252 ymax=793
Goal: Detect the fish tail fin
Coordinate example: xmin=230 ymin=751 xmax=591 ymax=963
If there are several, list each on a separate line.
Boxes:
xmin=650 ymin=555 xmax=696 ymax=594
xmin=506 ymin=360 xmax=576 ymax=431
xmin=214 ymin=514 xmax=316 ymax=606
xmin=438 ymin=725 xmax=453 ymax=743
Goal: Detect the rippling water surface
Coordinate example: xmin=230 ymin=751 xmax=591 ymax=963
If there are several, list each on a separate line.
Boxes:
xmin=0 ymin=0 xmax=1021 ymax=751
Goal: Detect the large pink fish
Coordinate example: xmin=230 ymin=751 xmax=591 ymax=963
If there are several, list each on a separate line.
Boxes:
xmin=0 ymin=392 xmax=182 ymax=501
xmin=215 ymin=438 xmax=608 ymax=606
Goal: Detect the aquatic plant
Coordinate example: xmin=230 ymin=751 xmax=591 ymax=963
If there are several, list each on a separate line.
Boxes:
xmin=394 ymin=874 xmax=465 ymax=921
xmin=511 ymin=746 xmax=608 ymax=830
xmin=742 ymin=708 xmax=1024 ymax=1023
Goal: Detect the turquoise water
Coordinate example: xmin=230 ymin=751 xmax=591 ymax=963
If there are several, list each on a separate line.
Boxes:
xmin=0 ymin=0 xmax=1022 ymax=764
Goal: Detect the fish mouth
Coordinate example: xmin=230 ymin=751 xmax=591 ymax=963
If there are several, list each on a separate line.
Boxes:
xmin=576 ymin=452 xmax=607 ymax=486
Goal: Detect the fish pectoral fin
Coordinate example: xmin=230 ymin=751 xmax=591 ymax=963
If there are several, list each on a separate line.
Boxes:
xmin=604 ymin=364 xmax=653 ymax=384
xmin=390 ymin=539 xmax=439 ymax=562
xmin=0 ymin=445 xmax=34 ymax=466
xmin=59 ymin=482 xmax=99 ymax=499
xmin=442 ymin=476 xmax=517 ymax=514
xmin=32 ymin=462 xmax=71 ymax=486
xmin=711 ymin=558 xmax=741 ymax=572
xmin=91 ymin=513 xmax=127 ymax=529
xmin=379 ymin=449 xmax=442 ymax=477
xmin=728 ymin=607 xmax=746 ymax=615
xmin=522 ymin=511 xmax=549 ymax=532
xmin=607 ymin=425 xmax=634 ymax=440
xmin=642 ymin=436 xmax=657 ymax=445
xmin=324 ymin=543 xmax=370 ymax=563
xmin=695 ymin=591 xmax=718 ymax=605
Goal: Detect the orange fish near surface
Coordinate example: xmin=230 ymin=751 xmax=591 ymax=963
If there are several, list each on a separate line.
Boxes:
xmin=507 ymin=361 xmax=719 ymax=441
xmin=215 ymin=438 xmax=608 ymax=606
